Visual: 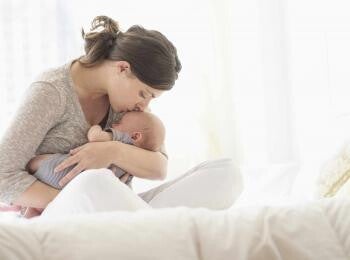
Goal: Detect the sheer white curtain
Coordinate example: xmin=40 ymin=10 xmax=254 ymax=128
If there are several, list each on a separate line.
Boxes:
xmin=207 ymin=0 xmax=299 ymax=205
xmin=0 ymin=0 xmax=79 ymax=135
xmin=221 ymin=0 xmax=350 ymax=205
xmin=288 ymin=0 xmax=350 ymax=201
xmin=1 ymin=0 xmax=350 ymax=202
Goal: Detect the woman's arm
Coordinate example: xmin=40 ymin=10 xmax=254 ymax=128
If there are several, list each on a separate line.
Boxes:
xmin=0 ymin=82 xmax=64 ymax=207
xmin=88 ymin=124 xmax=167 ymax=179
xmin=54 ymin=141 xmax=168 ymax=187
xmin=13 ymin=181 xmax=59 ymax=208
xmin=87 ymin=124 xmax=167 ymax=179
xmin=109 ymin=141 xmax=167 ymax=180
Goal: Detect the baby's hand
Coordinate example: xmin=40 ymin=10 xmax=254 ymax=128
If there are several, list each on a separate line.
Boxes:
xmin=87 ymin=125 xmax=113 ymax=142
xmin=87 ymin=125 xmax=103 ymax=142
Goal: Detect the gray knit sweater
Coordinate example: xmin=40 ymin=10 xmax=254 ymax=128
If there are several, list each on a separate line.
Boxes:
xmin=0 ymin=61 xmax=166 ymax=204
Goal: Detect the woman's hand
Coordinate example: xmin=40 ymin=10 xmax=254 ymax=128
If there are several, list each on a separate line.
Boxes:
xmin=54 ymin=142 xmax=116 ymax=187
xmin=22 ymin=207 xmax=44 ymax=219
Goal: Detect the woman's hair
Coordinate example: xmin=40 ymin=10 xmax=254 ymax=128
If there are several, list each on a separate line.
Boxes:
xmin=78 ymin=15 xmax=182 ymax=90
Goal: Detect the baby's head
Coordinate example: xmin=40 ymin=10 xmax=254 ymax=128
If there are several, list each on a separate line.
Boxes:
xmin=111 ymin=111 xmax=165 ymax=152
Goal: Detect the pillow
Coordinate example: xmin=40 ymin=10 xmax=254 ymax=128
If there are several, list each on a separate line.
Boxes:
xmin=334 ymin=179 xmax=350 ymax=198
xmin=315 ymin=141 xmax=350 ymax=198
xmin=138 ymin=158 xmax=243 ymax=210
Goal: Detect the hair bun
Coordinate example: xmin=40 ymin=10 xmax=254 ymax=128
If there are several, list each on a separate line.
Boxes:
xmin=80 ymin=16 xmax=121 ymax=65
xmin=90 ymin=15 xmax=120 ymax=35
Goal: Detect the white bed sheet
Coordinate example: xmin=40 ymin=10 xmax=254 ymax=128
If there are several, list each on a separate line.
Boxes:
xmin=0 ymin=198 xmax=349 ymax=260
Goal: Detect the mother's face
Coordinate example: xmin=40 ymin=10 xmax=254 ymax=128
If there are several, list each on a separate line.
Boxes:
xmin=106 ymin=61 xmax=164 ymax=113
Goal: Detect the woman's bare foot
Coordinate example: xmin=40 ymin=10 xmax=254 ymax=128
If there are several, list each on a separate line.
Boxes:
xmin=22 ymin=207 xmax=44 ymax=218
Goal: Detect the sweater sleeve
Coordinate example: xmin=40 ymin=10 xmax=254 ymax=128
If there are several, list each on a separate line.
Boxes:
xmin=106 ymin=128 xmax=134 ymax=144
xmin=0 ymin=82 xmax=64 ymax=204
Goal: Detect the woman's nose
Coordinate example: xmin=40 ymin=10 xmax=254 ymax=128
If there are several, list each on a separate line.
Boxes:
xmin=134 ymin=104 xmax=145 ymax=112
xmin=135 ymin=99 xmax=150 ymax=112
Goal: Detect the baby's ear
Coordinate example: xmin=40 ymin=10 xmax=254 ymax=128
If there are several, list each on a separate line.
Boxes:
xmin=131 ymin=132 xmax=142 ymax=142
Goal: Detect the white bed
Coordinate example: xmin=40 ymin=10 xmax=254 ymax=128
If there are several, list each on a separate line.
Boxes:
xmin=0 ymin=198 xmax=349 ymax=260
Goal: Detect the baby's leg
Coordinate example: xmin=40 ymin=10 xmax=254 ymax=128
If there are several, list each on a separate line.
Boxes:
xmin=138 ymin=158 xmax=243 ymax=210
xmin=34 ymin=154 xmax=75 ymax=189
xmin=26 ymin=154 xmax=56 ymax=174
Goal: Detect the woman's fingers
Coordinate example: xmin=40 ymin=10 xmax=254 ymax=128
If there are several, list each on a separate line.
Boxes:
xmin=69 ymin=145 xmax=84 ymax=155
xmin=54 ymin=154 xmax=80 ymax=173
xmin=58 ymin=164 xmax=85 ymax=187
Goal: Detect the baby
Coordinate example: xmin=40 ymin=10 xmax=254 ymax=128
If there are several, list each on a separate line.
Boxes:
xmin=2 ymin=111 xmax=165 ymax=218
xmin=27 ymin=111 xmax=165 ymax=189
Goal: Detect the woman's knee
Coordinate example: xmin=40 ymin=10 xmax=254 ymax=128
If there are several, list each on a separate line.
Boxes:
xmin=141 ymin=158 xmax=244 ymax=209
xmin=65 ymin=168 xmax=118 ymax=191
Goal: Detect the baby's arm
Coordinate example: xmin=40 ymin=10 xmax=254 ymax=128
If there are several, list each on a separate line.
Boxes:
xmin=87 ymin=125 xmax=113 ymax=142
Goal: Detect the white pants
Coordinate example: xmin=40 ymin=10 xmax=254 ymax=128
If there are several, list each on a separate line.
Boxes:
xmin=41 ymin=158 xmax=243 ymax=218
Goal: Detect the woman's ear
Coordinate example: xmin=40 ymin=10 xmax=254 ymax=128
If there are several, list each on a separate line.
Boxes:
xmin=115 ymin=60 xmax=130 ymax=73
xmin=131 ymin=132 xmax=142 ymax=142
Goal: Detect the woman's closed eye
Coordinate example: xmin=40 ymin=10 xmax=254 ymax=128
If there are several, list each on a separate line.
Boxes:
xmin=139 ymin=91 xmax=146 ymax=99
xmin=139 ymin=90 xmax=154 ymax=100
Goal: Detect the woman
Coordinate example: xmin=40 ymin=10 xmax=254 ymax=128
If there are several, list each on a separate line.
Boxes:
xmin=0 ymin=16 xmax=239 ymax=217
